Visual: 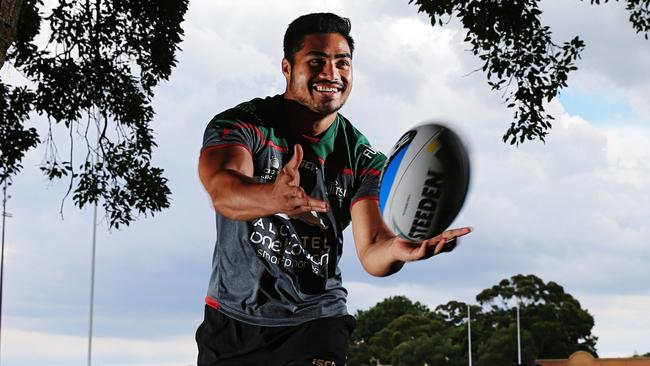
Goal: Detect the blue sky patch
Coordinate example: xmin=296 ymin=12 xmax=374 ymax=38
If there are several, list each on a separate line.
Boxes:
xmin=558 ymin=89 xmax=637 ymax=125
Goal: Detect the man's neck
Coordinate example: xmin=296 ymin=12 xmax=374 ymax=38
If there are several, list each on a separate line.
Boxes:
xmin=283 ymin=97 xmax=337 ymax=138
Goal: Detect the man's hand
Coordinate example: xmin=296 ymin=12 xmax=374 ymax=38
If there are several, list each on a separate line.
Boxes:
xmin=351 ymin=199 xmax=473 ymax=277
xmin=199 ymin=143 xmax=328 ymax=221
xmin=389 ymin=227 xmax=472 ymax=263
xmin=269 ymin=144 xmax=329 ymax=216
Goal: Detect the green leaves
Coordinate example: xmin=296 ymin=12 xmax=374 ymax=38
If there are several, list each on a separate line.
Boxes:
xmin=348 ymin=275 xmax=598 ymax=366
xmin=409 ymin=0 xmax=647 ymax=145
xmin=0 ymin=82 xmax=39 ymax=183
xmin=71 ymin=139 xmax=171 ymax=229
xmin=350 ymin=297 xmax=460 ymax=366
xmin=2 ymin=0 xmax=187 ymax=228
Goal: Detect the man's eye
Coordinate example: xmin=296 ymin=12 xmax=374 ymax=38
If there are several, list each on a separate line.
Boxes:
xmin=309 ymin=59 xmax=325 ymax=66
xmin=337 ymin=60 xmax=351 ymax=68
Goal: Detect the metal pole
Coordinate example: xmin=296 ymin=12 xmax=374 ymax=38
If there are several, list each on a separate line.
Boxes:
xmin=0 ymin=180 xmax=10 ymax=365
xmin=467 ymin=304 xmax=472 ymax=366
xmin=516 ymin=303 xmax=522 ymax=366
xmin=0 ymin=180 xmax=13 ymax=365
xmin=87 ymin=202 xmax=97 ymax=366
xmin=87 ymin=121 xmax=100 ymax=366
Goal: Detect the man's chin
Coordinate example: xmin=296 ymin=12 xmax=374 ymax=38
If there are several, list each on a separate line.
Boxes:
xmin=312 ymin=98 xmax=347 ymax=115
xmin=312 ymin=104 xmax=343 ymax=115
xmin=288 ymin=95 xmax=346 ymax=116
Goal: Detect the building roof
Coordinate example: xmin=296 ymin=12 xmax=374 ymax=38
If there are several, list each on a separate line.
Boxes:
xmin=537 ymin=351 xmax=650 ymax=366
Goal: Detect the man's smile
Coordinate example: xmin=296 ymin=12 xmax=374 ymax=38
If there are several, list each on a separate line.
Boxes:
xmin=311 ymin=82 xmax=344 ymax=96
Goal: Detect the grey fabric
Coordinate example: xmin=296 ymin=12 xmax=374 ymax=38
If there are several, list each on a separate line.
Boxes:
xmin=202 ymin=95 xmax=386 ymax=326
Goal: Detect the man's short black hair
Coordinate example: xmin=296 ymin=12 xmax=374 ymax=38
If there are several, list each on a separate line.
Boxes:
xmin=283 ymin=13 xmax=354 ymax=64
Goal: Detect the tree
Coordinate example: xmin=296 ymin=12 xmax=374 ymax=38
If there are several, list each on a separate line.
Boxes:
xmin=349 ymin=296 xmax=447 ymax=366
xmin=475 ymin=274 xmax=598 ymax=359
xmin=348 ymin=275 xmax=598 ymax=366
xmin=1 ymin=0 xmax=188 ymax=228
xmin=409 ymin=0 xmax=649 ymax=145
xmin=353 ymin=295 xmax=432 ymax=343
xmin=474 ymin=324 xmax=537 ymax=366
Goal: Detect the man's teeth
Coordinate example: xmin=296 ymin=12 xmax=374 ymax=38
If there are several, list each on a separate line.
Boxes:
xmin=315 ymin=86 xmax=339 ymax=92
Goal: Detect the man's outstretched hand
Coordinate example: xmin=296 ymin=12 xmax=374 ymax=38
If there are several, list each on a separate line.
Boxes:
xmin=390 ymin=227 xmax=472 ymax=263
xmin=269 ymin=144 xmax=329 ymax=216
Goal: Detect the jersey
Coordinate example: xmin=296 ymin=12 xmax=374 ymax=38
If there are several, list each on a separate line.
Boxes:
xmin=201 ymin=95 xmax=386 ymax=326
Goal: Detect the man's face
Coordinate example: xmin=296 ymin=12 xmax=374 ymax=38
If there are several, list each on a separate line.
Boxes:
xmin=283 ymin=33 xmax=353 ymax=116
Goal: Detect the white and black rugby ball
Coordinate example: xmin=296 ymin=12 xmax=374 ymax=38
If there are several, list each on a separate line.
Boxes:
xmin=379 ymin=123 xmax=470 ymax=241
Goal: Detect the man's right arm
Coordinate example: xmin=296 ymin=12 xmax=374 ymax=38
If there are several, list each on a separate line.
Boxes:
xmin=198 ymin=144 xmax=329 ymax=221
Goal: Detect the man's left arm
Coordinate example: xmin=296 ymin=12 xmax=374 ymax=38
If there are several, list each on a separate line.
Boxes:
xmin=350 ymin=199 xmax=472 ymax=277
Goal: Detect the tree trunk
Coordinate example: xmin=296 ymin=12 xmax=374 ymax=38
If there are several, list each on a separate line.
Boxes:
xmin=0 ymin=0 xmax=24 ymax=68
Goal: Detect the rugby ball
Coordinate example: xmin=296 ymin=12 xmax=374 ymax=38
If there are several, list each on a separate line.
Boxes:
xmin=379 ymin=123 xmax=470 ymax=241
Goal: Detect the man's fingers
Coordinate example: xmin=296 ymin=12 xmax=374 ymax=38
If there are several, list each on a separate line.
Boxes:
xmin=285 ymin=144 xmax=303 ymax=171
xmin=286 ymin=199 xmax=329 ymax=215
xmin=281 ymin=144 xmax=303 ymax=186
xmin=434 ymin=238 xmax=458 ymax=255
xmin=287 ymin=199 xmax=328 ymax=212
xmin=287 ymin=191 xmax=329 ymax=213
xmin=306 ymin=196 xmax=329 ymax=212
xmin=442 ymin=227 xmax=472 ymax=239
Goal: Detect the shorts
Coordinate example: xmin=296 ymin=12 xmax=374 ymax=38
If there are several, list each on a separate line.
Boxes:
xmin=196 ymin=305 xmax=356 ymax=366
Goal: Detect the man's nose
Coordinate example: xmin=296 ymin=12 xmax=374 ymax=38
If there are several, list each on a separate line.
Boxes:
xmin=320 ymin=61 xmax=340 ymax=81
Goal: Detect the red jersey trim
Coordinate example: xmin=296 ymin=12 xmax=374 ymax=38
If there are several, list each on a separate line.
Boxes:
xmin=350 ymin=196 xmax=380 ymax=212
xmin=200 ymin=143 xmax=252 ymax=156
xmin=300 ymin=134 xmax=320 ymax=143
xmin=232 ymin=120 xmax=289 ymax=153
xmin=341 ymin=168 xmax=382 ymax=176
xmin=205 ymin=295 xmax=220 ymax=310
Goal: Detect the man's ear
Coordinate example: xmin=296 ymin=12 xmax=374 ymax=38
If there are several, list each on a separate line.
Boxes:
xmin=281 ymin=58 xmax=291 ymax=79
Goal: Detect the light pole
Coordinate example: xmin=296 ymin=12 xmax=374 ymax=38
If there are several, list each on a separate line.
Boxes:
xmin=87 ymin=119 xmax=101 ymax=366
xmin=1 ymin=180 xmax=13 ymax=365
xmin=87 ymin=202 xmax=98 ymax=366
xmin=516 ymin=303 xmax=522 ymax=366
xmin=467 ymin=304 xmax=473 ymax=366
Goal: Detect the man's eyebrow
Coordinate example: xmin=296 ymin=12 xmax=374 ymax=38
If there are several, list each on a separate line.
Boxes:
xmin=306 ymin=50 xmax=352 ymax=59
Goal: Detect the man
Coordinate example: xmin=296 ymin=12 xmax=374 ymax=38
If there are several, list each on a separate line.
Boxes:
xmin=197 ymin=13 xmax=471 ymax=366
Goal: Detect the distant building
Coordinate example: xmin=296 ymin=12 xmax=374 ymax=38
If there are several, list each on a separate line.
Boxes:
xmin=537 ymin=351 xmax=650 ymax=366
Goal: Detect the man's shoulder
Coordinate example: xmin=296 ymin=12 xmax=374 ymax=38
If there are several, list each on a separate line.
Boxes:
xmin=335 ymin=114 xmax=378 ymax=152
xmin=215 ymin=95 xmax=283 ymax=125
xmin=334 ymin=114 xmax=386 ymax=170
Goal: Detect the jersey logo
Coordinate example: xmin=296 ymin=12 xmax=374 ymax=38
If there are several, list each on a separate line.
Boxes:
xmin=260 ymin=156 xmax=280 ymax=182
xmin=312 ymin=359 xmax=336 ymax=366
xmin=300 ymin=160 xmax=319 ymax=172
xmin=327 ymin=180 xmax=348 ymax=204
xmin=361 ymin=145 xmax=378 ymax=160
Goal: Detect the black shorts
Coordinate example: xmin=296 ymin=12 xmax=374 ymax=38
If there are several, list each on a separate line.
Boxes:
xmin=196 ymin=305 xmax=356 ymax=366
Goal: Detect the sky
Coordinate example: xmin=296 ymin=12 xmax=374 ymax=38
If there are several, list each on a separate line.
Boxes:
xmin=1 ymin=0 xmax=649 ymax=365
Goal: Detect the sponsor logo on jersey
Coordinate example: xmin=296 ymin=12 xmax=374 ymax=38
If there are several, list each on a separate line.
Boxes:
xmin=300 ymin=160 xmax=319 ymax=172
xmin=312 ymin=359 xmax=336 ymax=366
xmin=251 ymin=218 xmax=332 ymax=275
xmin=327 ymin=180 xmax=348 ymax=203
xmin=260 ymin=156 xmax=280 ymax=182
xmin=361 ymin=145 xmax=378 ymax=160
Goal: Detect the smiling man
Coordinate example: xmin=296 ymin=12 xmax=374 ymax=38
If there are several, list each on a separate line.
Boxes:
xmin=197 ymin=13 xmax=471 ymax=366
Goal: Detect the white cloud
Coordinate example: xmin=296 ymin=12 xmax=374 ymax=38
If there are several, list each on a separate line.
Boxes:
xmin=345 ymin=281 xmax=477 ymax=314
xmin=577 ymin=292 xmax=650 ymax=357
xmin=2 ymin=329 xmax=196 ymax=366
